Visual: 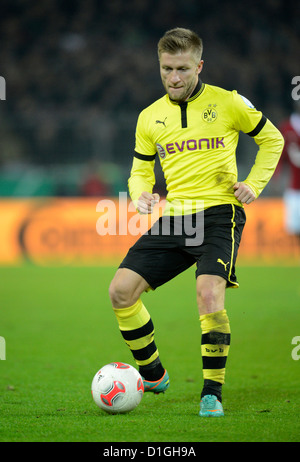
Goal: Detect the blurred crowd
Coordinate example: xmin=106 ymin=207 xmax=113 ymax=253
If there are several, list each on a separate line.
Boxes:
xmin=0 ymin=0 xmax=299 ymax=195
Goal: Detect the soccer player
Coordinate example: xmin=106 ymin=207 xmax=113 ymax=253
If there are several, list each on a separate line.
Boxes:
xmin=277 ymin=100 xmax=300 ymax=243
xmin=109 ymin=28 xmax=284 ymax=417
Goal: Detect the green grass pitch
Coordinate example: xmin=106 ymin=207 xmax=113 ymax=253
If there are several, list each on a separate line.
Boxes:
xmin=0 ymin=264 xmax=299 ymax=442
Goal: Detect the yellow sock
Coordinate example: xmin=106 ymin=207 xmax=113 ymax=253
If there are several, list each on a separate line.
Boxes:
xmin=113 ymin=299 xmax=164 ymax=380
xmin=200 ymin=309 xmax=231 ymax=393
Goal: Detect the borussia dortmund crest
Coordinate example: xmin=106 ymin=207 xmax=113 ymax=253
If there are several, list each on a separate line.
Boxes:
xmin=202 ymin=104 xmax=218 ymax=123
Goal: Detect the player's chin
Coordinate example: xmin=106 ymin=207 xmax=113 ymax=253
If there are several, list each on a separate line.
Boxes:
xmin=168 ymin=89 xmax=185 ymax=102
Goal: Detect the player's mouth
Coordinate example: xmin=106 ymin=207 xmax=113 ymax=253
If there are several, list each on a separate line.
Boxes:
xmin=169 ymin=86 xmax=184 ymax=96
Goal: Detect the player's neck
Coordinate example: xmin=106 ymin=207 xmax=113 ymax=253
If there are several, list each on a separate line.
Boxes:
xmin=186 ymin=77 xmax=202 ymax=101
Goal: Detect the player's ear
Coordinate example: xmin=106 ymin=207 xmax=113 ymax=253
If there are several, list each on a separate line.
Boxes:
xmin=197 ymin=60 xmax=204 ymax=75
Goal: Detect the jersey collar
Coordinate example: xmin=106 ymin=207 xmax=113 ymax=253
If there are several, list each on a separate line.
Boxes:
xmin=187 ymin=78 xmax=205 ymax=101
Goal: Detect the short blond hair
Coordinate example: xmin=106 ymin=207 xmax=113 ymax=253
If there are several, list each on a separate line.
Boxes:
xmin=158 ymin=27 xmax=203 ymax=62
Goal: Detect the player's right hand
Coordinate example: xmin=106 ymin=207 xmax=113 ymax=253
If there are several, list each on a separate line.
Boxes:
xmin=137 ymin=192 xmax=160 ymax=214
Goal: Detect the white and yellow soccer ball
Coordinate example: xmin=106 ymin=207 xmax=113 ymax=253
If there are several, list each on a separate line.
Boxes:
xmin=91 ymin=362 xmax=144 ymax=414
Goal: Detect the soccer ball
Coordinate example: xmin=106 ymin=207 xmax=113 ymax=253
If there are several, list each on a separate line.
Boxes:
xmin=91 ymin=362 xmax=144 ymax=414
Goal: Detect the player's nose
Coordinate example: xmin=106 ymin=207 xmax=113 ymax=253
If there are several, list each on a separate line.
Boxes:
xmin=169 ymin=71 xmax=181 ymax=84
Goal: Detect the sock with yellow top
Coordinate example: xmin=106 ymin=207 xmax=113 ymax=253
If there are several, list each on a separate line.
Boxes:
xmin=113 ymin=299 xmax=164 ymax=381
xmin=199 ymin=309 xmax=231 ymax=402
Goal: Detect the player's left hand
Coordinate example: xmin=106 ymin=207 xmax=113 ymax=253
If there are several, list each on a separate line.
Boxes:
xmin=233 ymin=182 xmax=256 ymax=205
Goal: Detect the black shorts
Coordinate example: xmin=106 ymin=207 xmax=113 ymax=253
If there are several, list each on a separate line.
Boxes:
xmin=119 ymin=204 xmax=246 ymax=290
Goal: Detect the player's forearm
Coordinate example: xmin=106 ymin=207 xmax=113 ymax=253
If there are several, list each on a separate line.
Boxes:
xmin=128 ymin=157 xmax=156 ymax=204
xmin=243 ymin=119 xmax=284 ymax=197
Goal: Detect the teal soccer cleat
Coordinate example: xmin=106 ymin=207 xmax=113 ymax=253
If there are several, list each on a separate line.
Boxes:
xmin=199 ymin=394 xmax=224 ymax=417
xmin=143 ymin=370 xmax=170 ymax=394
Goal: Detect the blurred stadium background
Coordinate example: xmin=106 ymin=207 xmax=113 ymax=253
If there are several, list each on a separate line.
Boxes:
xmin=0 ymin=0 xmax=299 ymax=265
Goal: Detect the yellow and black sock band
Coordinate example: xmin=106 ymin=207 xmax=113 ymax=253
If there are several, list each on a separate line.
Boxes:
xmin=200 ymin=309 xmax=231 ymax=388
xmin=113 ymin=299 xmax=163 ymax=380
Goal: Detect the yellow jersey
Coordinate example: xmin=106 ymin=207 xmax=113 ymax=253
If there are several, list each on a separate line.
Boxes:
xmin=129 ymin=80 xmax=284 ymax=215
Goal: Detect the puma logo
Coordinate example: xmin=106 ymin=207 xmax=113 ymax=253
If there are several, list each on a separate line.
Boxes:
xmin=217 ymin=258 xmax=229 ymax=271
xmin=155 ymin=117 xmax=167 ymax=127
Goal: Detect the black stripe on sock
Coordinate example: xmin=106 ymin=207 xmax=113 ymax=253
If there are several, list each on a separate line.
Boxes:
xmin=201 ymin=379 xmax=223 ymax=402
xmin=132 ymin=340 xmax=157 ymax=361
xmin=120 ymin=318 xmax=154 ymax=341
xmin=202 ymin=356 xmax=227 ymax=369
xmin=201 ymin=332 xmax=231 ymax=345
xmin=139 ymin=357 xmax=164 ymax=381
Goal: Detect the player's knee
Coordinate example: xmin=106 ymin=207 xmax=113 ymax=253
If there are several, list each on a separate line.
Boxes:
xmin=197 ymin=286 xmax=216 ymax=310
xmin=108 ymin=279 xmax=126 ymax=307
xmin=109 ymin=277 xmax=135 ymax=308
xmin=196 ymin=276 xmax=226 ymax=313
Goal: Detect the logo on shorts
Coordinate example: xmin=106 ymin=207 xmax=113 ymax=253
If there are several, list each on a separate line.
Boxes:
xmin=202 ymin=104 xmax=218 ymax=123
xmin=217 ymin=258 xmax=229 ymax=271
